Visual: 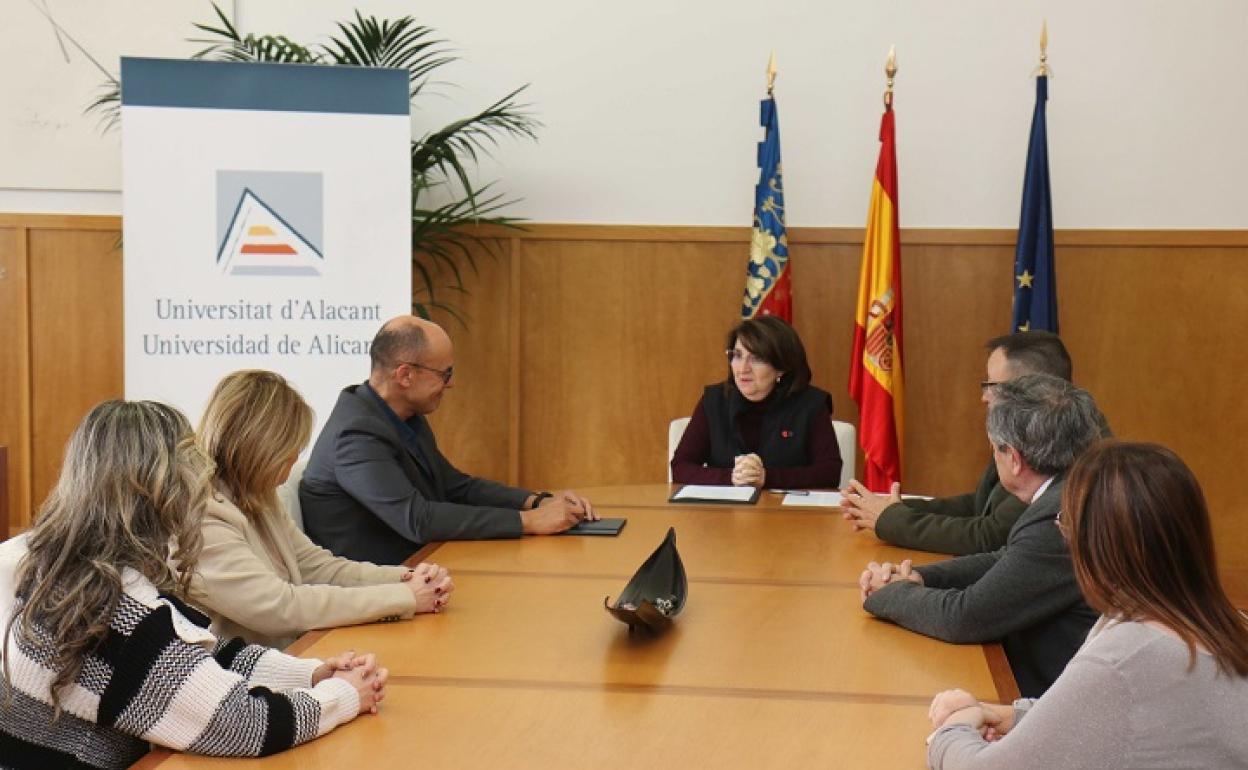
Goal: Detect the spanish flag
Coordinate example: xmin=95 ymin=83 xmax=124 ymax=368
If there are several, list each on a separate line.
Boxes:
xmin=849 ymin=104 xmax=904 ymax=491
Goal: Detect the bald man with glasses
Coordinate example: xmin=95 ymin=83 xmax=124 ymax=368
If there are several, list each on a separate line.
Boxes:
xmin=301 ymin=315 xmax=596 ymax=565
xmin=840 ymin=331 xmax=1072 ymax=555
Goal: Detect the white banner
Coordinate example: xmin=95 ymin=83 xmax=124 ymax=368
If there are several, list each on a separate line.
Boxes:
xmin=122 ymin=58 xmax=410 ymax=439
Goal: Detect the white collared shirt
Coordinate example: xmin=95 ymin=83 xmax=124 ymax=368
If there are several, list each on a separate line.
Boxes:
xmin=1031 ymin=475 xmax=1055 ymax=504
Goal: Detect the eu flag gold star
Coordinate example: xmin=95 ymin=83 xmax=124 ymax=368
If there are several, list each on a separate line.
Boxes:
xmin=1017 ymin=270 xmax=1034 ymax=289
xmin=1018 ymin=320 xmax=1031 ymax=332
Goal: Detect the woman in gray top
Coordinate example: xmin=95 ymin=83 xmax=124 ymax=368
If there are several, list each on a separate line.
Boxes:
xmin=924 ymin=441 xmax=1248 ymax=769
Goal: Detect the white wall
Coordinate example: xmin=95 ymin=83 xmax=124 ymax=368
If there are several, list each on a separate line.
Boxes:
xmin=4 ymin=0 xmax=1246 ymax=227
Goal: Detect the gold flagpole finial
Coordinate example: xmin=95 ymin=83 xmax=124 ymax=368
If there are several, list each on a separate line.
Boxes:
xmin=1038 ymin=20 xmax=1049 ymax=76
xmin=767 ymin=51 xmax=777 ymax=95
xmin=883 ymin=45 xmax=897 ymax=108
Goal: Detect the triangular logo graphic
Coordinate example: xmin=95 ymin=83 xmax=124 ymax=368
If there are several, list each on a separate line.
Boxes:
xmin=217 ymin=188 xmax=323 ymax=276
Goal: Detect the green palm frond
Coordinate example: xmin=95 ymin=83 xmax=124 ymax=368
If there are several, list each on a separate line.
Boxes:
xmin=87 ymin=82 xmax=121 ymax=132
xmin=413 ymin=87 xmax=539 ymax=211
xmin=321 ymin=11 xmax=453 ymax=98
xmin=193 ymin=33 xmax=320 ymax=64
xmin=412 ymin=186 xmax=523 ymax=286
xmin=190 ymin=4 xmax=319 ymax=63
xmin=412 ymin=296 xmax=469 ymax=325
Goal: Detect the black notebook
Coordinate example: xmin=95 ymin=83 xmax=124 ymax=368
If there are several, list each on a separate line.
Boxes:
xmin=560 ymin=517 xmax=627 ymax=536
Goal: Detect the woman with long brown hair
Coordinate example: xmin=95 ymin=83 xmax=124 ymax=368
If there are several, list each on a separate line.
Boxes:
xmin=924 ymin=441 xmax=1248 ymax=768
xmin=0 ymin=401 xmax=386 ymax=769
xmin=192 ymin=369 xmax=452 ymax=649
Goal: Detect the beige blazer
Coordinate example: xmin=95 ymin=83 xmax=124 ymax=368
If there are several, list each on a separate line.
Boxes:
xmin=191 ymin=494 xmax=417 ymax=649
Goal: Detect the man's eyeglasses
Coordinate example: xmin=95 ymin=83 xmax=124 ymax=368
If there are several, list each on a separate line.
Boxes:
xmin=979 ymin=380 xmax=1003 ymax=392
xmin=400 ymin=361 xmax=454 ymax=384
xmin=726 ymin=349 xmax=770 ymax=367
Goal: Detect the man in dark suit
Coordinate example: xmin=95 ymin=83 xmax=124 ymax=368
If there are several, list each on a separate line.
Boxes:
xmin=301 ymin=316 xmax=595 ymax=565
xmin=858 ymin=374 xmax=1106 ymax=697
xmin=841 ymin=331 xmax=1072 ymax=555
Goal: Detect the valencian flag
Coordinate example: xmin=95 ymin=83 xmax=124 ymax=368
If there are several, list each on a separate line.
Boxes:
xmin=849 ymin=97 xmax=904 ymax=490
xmin=741 ymin=94 xmax=791 ymax=320
xmin=1010 ymin=73 xmax=1057 ymax=333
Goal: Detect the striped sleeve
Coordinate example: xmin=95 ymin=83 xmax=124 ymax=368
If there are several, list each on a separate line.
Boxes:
xmin=211 ymin=636 xmax=323 ymax=691
xmin=101 ymin=604 xmax=359 ymax=756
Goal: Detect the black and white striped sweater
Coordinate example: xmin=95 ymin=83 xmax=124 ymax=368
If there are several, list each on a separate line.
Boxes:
xmin=0 ymin=535 xmax=360 ymax=769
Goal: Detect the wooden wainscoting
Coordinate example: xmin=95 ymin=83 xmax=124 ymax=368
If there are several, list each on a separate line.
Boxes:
xmin=429 ymin=225 xmax=1248 ymax=576
xmin=1 ymin=215 xmax=127 ymax=538
xmin=1 ymin=214 xmax=1245 ymax=576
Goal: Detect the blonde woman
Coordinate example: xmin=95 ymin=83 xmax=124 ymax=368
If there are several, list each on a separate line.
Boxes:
xmin=0 ymin=401 xmax=387 ymax=769
xmin=193 ymin=369 xmax=452 ymax=649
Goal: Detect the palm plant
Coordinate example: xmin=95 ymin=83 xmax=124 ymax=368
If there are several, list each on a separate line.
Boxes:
xmin=89 ymin=4 xmax=539 ymax=321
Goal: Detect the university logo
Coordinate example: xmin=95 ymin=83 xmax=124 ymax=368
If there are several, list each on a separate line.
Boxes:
xmin=215 ymin=170 xmax=324 ymax=276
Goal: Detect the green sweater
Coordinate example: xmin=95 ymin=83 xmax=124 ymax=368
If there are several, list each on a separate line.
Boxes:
xmin=873 ymin=461 xmax=1026 ymax=555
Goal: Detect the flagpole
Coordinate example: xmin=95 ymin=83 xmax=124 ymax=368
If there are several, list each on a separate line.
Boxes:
xmin=1038 ymin=19 xmax=1048 ymax=75
xmin=1035 ymin=20 xmax=1049 ymax=77
xmin=883 ymin=45 xmax=897 ymax=108
xmin=766 ymin=51 xmax=777 ymax=95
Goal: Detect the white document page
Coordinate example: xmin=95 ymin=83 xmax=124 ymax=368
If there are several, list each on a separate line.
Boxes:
xmin=672 ymin=485 xmax=758 ymax=503
xmin=782 ymin=491 xmax=844 ymax=507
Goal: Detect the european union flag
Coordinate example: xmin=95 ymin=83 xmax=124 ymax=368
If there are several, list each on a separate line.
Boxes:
xmin=1011 ymin=75 xmax=1057 ymax=333
xmin=741 ymin=95 xmax=791 ymax=321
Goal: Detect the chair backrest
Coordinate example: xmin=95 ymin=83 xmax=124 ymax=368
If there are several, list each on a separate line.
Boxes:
xmin=666 ymin=417 xmax=691 ymax=482
xmin=277 ymin=460 xmax=307 ymax=532
xmin=831 ymin=420 xmax=857 ymax=488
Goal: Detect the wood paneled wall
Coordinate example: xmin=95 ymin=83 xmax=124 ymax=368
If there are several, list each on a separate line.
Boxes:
xmin=2 ymin=215 xmax=1245 ymax=585
xmin=1 ymin=216 xmax=127 ymax=540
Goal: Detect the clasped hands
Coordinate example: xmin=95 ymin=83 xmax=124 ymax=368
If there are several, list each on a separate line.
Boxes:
xmin=311 ymin=649 xmax=389 ymax=715
xmin=521 ymin=489 xmax=597 ymax=535
xmin=840 ymin=480 xmax=902 ymax=532
xmin=928 ymin=688 xmax=1016 ymax=741
xmin=731 ymin=453 xmax=765 ymax=487
xmin=402 ymin=561 xmax=454 ymax=613
xmin=858 ymin=558 xmax=923 ymax=600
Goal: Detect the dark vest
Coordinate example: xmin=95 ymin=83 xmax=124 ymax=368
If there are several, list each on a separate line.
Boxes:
xmin=702 ymin=384 xmax=832 ymax=470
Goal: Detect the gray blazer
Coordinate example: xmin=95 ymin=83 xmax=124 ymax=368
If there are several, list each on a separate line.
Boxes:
xmin=300 ymin=383 xmax=530 ymax=565
xmin=863 ymin=477 xmax=1098 ymax=697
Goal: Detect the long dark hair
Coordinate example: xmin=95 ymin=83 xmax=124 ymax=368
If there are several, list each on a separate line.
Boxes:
xmin=722 ymin=316 xmax=812 ymax=400
xmin=1061 ymin=441 xmax=1248 ymax=676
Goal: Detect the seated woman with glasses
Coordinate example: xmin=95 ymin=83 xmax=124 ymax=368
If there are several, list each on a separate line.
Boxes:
xmin=190 ymin=370 xmax=453 ymax=650
xmin=0 ymin=401 xmax=387 ymax=768
xmin=924 ymin=441 xmax=1248 ymax=769
xmin=671 ymin=316 xmax=842 ymax=489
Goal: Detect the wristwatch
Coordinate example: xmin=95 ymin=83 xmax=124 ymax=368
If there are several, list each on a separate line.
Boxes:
xmin=530 ymin=491 xmax=553 ymax=509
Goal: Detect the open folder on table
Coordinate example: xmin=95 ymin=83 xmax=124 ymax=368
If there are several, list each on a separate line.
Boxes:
xmin=781 ymin=491 xmax=844 ymax=507
xmin=668 ymin=484 xmax=760 ymax=505
xmin=780 ymin=492 xmax=934 ymax=507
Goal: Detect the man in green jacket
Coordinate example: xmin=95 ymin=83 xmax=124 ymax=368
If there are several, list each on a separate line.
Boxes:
xmin=840 ymin=331 xmax=1072 ymax=555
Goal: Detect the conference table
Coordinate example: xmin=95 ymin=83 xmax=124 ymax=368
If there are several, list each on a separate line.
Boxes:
xmin=139 ymin=484 xmax=1017 ymax=770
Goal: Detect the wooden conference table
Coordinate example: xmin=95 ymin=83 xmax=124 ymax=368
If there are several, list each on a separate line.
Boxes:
xmin=141 ymin=484 xmax=1016 ymax=770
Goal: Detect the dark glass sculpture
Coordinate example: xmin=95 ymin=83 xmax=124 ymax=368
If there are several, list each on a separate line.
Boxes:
xmin=604 ymin=527 xmax=687 ymax=632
